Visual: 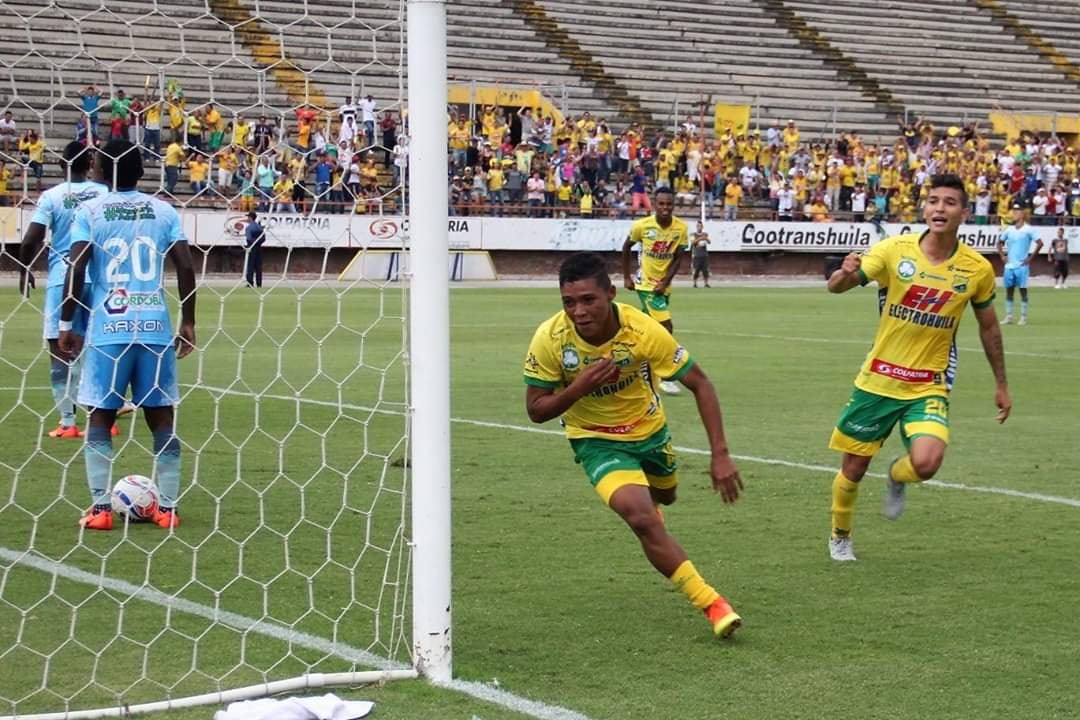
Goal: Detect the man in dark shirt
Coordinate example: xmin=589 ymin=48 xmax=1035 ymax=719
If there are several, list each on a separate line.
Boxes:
xmin=244 ymin=212 xmax=265 ymax=288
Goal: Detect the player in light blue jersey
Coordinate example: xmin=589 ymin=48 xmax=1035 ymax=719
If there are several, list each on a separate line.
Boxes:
xmin=18 ymin=142 xmax=108 ymax=439
xmin=60 ymin=139 xmax=197 ymax=532
xmin=997 ymin=202 xmax=1043 ymax=325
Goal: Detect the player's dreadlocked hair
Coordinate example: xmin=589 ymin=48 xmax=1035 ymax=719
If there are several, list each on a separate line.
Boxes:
xmin=559 ymin=252 xmax=612 ymax=289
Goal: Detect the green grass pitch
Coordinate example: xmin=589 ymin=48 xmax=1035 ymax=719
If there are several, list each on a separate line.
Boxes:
xmin=0 ymin=281 xmax=1078 ymax=720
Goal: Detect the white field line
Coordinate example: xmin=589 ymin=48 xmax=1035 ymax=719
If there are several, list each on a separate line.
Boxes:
xmin=0 ymin=546 xmax=594 ymax=720
xmin=449 ymin=324 xmax=1077 ymax=361
xmin=0 ymin=547 xmax=407 ymax=672
xmin=5 ymin=383 xmax=1079 ymax=510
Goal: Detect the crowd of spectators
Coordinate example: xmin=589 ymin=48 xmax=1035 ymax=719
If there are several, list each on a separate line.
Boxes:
xmin=446 ymin=108 xmax=1080 ymax=225
xmin=0 ymin=83 xmax=407 ymax=214
xmin=4 ymin=86 xmax=1080 ymax=227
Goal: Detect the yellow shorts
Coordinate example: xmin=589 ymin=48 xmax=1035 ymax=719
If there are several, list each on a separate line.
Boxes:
xmin=595 ymin=469 xmax=678 ymax=505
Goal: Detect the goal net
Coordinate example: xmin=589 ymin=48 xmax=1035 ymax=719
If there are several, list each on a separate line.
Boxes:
xmin=0 ymin=0 xmax=450 ymax=716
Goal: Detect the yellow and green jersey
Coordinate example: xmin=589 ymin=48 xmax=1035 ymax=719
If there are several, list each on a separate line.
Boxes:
xmin=629 ymin=215 xmax=688 ymax=293
xmin=523 ymin=303 xmax=693 ymax=441
xmin=855 ymin=233 xmax=996 ymax=400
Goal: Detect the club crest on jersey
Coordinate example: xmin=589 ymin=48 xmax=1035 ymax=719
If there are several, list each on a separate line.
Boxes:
xmin=952 ymin=276 xmax=968 ymax=293
xmin=561 ymin=346 xmax=580 ymax=370
xmin=896 ymin=258 xmax=917 ymax=282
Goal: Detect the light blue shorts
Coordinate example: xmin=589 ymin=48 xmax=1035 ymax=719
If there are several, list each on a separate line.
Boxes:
xmin=1003 ymin=265 xmax=1029 ymax=289
xmin=42 ymin=284 xmax=90 ymax=340
xmin=77 ymin=344 xmax=178 ymax=410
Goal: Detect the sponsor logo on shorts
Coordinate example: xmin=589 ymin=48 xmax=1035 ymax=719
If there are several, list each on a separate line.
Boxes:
xmin=845 ymin=421 xmax=881 ymax=433
xmin=870 ymin=359 xmax=937 ymax=383
xmin=102 ymin=319 xmax=166 ymax=334
xmin=104 ymin=289 xmax=164 ymax=316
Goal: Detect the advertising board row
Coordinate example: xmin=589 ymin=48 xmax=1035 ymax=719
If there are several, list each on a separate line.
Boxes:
xmin=3 ymin=207 xmax=1078 ymax=253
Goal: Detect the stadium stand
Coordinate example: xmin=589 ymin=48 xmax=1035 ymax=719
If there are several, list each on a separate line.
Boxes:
xmin=3 ymin=0 xmax=1080 ymax=223
xmin=787 ymin=0 xmax=1080 ymax=119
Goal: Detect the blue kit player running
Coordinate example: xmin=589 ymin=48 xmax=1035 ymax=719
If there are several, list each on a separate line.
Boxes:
xmin=18 ymin=142 xmax=108 ymax=438
xmin=60 ymin=139 xmax=197 ymax=531
xmin=998 ymin=203 xmax=1043 ymax=325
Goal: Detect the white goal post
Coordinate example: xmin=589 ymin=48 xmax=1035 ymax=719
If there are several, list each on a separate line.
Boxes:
xmin=0 ymin=0 xmax=451 ymax=716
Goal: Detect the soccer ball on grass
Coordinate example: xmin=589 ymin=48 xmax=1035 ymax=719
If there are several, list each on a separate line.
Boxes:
xmin=111 ymin=475 xmax=160 ymax=522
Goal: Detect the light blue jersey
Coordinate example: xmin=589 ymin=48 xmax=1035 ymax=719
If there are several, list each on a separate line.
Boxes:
xmin=71 ymin=191 xmax=186 ymax=348
xmin=1001 ymin=224 xmax=1039 ymax=269
xmin=31 ymin=180 xmax=109 ymax=288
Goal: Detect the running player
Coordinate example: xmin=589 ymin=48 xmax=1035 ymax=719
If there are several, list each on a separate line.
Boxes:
xmin=524 ymin=252 xmax=744 ymax=638
xmin=997 ymin=203 xmax=1042 ymax=325
xmin=18 ymin=142 xmax=108 ymax=438
xmin=824 ymin=174 xmax=1011 ymax=561
xmin=621 ymin=187 xmax=688 ymax=395
xmin=59 ymin=139 xmax=197 ymax=531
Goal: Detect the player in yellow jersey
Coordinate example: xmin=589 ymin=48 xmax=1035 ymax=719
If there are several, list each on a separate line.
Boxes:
xmin=824 ymin=175 xmax=1011 ymax=562
xmin=523 ymin=252 xmax=744 ymax=638
xmin=620 ymin=188 xmax=688 ymax=396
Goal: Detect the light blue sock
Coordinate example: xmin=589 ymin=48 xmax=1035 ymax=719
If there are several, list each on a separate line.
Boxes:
xmin=1021 ymin=300 xmax=1029 ymax=318
xmin=50 ymin=359 xmax=75 ymax=427
xmin=153 ymin=429 xmax=181 ymax=509
xmin=1005 ymin=299 xmax=1014 ymax=317
xmin=85 ymin=426 xmax=113 ymax=505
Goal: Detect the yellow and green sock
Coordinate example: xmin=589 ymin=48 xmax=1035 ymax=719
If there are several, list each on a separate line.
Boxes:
xmin=669 ymin=560 xmax=720 ymax=610
xmin=831 ymin=472 xmax=859 ymax=538
xmin=890 ymin=454 xmax=923 ymax=483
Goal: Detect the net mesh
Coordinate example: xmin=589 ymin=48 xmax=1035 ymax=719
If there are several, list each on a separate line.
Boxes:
xmin=0 ymin=0 xmax=414 ymax=715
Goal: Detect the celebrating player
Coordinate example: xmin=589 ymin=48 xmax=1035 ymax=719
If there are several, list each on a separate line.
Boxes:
xmin=60 ymin=139 xmax=197 ymax=531
xmin=621 ymin=187 xmax=687 ymax=395
xmin=997 ymin=203 xmax=1042 ymax=325
xmin=523 ymin=252 xmax=744 ymax=638
xmin=18 ymin=142 xmax=108 ymax=439
xmin=824 ymin=174 xmax=1011 ymax=562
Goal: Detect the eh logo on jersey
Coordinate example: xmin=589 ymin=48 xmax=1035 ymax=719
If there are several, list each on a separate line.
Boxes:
xmin=899 ymin=284 xmax=953 ymax=313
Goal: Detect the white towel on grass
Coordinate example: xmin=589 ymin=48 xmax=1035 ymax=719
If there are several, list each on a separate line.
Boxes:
xmin=213 ymin=693 xmax=373 ymax=720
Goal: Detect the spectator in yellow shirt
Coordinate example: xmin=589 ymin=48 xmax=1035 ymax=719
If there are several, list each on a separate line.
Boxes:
xmin=579 ymin=183 xmax=594 ymax=217
xmin=723 ymin=176 xmax=742 ymax=220
xmin=783 ymin=120 xmax=800 ymax=153
xmin=233 ymin=115 xmax=252 ymax=149
xmin=839 ymin=157 xmax=857 ymax=210
xmin=143 ymin=99 xmax=162 ymax=158
xmin=809 ymin=195 xmax=830 ymax=222
xmin=0 ymin=161 xmax=12 ymax=206
xmin=187 ymin=111 xmax=204 ymax=154
xmin=205 ymin=103 xmax=222 ymax=133
xmin=164 ymin=139 xmax=184 ymax=194
xmin=188 ymin=155 xmax=209 ymax=195
xmin=217 ymin=147 xmax=238 ymax=190
xmin=273 ymin=176 xmax=296 ymax=213
xmin=19 ymin=130 xmax=45 ymax=190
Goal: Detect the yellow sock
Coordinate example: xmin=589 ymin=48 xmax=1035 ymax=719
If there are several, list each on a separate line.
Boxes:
xmin=831 ymin=472 xmax=860 ymax=538
xmin=669 ymin=560 xmax=720 ymax=610
xmin=890 ymin=454 xmax=922 ymax=483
